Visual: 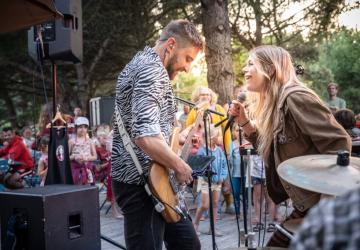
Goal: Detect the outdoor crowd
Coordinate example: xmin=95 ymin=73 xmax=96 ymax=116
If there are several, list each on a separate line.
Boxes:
xmin=0 ymin=105 xmax=123 ymax=218
xmin=0 ymin=80 xmax=359 ymax=232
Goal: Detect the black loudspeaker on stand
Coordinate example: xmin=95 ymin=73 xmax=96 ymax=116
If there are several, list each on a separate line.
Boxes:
xmin=27 ymin=0 xmax=82 ymax=64
xmin=0 ymin=185 xmax=100 ymax=250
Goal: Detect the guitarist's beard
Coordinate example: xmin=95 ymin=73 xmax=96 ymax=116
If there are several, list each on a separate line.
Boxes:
xmin=166 ymin=55 xmax=177 ymax=80
xmin=166 ymin=54 xmax=185 ymax=80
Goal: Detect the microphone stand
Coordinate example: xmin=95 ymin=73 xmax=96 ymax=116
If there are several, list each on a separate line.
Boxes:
xmin=239 ymin=131 xmax=248 ymax=246
xmin=214 ymin=117 xmax=228 ymax=128
xmin=203 ymin=110 xmax=217 ymax=250
xmin=175 ymin=97 xmax=225 ymax=117
xmin=238 ymin=141 xmax=257 ymax=249
xmin=246 ymin=148 xmax=256 ymax=249
xmin=176 ymin=97 xmax=225 ymax=249
xmin=175 ymin=96 xmax=196 ymax=107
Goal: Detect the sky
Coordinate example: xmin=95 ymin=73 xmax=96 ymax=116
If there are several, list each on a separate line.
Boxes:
xmin=283 ymin=0 xmax=360 ymax=30
xmin=339 ymin=8 xmax=360 ymax=29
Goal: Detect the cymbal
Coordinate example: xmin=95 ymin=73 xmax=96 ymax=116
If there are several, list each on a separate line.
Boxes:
xmin=277 ymin=153 xmax=360 ymax=196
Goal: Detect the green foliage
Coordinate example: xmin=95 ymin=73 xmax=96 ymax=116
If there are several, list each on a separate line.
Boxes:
xmin=301 ymin=29 xmax=360 ymax=113
xmin=173 ymin=71 xmax=207 ymax=100
xmin=232 ymin=42 xmax=248 ymax=86
xmin=320 ymin=30 xmax=360 ymax=112
xmin=1 ymin=1 xmax=359 ymax=127
xmin=302 ymin=62 xmax=334 ymax=99
xmin=342 ymin=87 xmax=360 ymax=113
xmin=321 ymin=30 xmax=360 ymax=85
xmin=281 ymin=34 xmax=320 ymax=62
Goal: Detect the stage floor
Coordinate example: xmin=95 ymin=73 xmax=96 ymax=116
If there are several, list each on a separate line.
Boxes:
xmin=99 ymin=187 xmax=289 ymax=250
xmin=0 ymin=185 xmax=289 ymax=249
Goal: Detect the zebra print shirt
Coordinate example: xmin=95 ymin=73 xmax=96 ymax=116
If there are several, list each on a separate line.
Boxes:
xmin=111 ymin=46 xmax=177 ymax=185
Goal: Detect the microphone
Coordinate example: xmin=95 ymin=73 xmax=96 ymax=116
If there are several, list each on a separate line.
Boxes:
xmin=224 ymin=92 xmax=246 ymax=132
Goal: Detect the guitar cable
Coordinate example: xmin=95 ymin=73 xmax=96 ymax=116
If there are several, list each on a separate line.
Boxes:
xmin=143 ymin=173 xmax=188 ymax=220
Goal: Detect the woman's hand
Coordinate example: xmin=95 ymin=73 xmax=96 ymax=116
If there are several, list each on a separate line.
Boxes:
xmin=229 ymin=100 xmax=248 ymax=124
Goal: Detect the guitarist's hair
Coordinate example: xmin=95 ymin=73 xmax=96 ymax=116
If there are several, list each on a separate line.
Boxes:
xmin=158 ymin=19 xmax=203 ymax=50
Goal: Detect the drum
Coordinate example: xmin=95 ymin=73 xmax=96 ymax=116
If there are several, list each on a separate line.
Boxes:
xmin=283 ymin=218 xmax=303 ymax=234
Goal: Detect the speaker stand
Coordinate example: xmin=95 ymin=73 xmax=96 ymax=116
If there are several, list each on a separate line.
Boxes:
xmin=101 ymin=234 xmax=126 ymax=249
xmin=51 ymin=61 xmax=57 ymax=115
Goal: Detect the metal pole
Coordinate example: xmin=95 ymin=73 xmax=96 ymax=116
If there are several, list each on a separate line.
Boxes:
xmin=101 ymin=234 xmax=126 ymax=249
xmin=247 ymin=148 xmax=253 ymax=234
xmin=203 ymin=111 xmax=216 ymax=250
xmin=51 ymin=61 xmax=57 ymax=116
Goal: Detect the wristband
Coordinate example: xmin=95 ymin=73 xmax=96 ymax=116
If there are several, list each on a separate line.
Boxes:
xmin=240 ymin=120 xmax=250 ymax=127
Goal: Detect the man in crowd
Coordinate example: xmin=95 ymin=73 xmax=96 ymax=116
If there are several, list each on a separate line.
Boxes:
xmin=178 ymin=105 xmax=190 ymax=131
xmin=326 ymin=82 xmax=346 ymax=111
xmin=73 ymin=107 xmax=82 ymax=121
xmin=0 ymin=127 xmax=34 ymax=189
xmin=0 ymin=127 xmax=34 ymax=171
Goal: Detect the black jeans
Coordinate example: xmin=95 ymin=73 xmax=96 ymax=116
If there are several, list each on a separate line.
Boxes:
xmin=112 ymin=180 xmax=201 ymax=250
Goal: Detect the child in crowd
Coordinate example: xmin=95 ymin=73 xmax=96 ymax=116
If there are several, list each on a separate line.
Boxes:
xmin=37 ymin=135 xmax=49 ymax=186
xmin=22 ymin=126 xmax=34 ymax=149
xmin=94 ymin=127 xmax=111 ymax=182
xmin=95 ymin=125 xmax=123 ymax=218
xmin=69 ymin=117 xmax=97 ymax=185
xmin=193 ymin=126 xmax=227 ymax=236
xmin=230 ymin=124 xmax=248 ymax=218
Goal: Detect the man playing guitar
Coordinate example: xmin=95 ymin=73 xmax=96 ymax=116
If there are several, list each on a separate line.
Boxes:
xmin=111 ymin=20 xmax=203 ymax=250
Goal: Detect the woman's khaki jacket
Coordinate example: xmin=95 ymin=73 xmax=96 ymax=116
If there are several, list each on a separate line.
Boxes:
xmin=246 ymin=84 xmax=351 ymax=212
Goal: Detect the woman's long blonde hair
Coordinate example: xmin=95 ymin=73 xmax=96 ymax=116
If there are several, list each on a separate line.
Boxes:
xmin=246 ymin=45 xmax=302 ymax=161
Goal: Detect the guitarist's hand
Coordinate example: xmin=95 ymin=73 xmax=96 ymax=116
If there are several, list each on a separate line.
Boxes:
xmin=135 ymin=134 xmax=193 ymax=185
xmin=174 ymin=160 xmax=193 ymax=185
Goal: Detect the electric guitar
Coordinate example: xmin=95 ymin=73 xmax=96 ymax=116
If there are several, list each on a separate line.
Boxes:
xmin=148 ymin=106 xmax=206 ymax=223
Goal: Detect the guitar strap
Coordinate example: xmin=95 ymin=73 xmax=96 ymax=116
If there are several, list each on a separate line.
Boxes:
xmin=114 ymin=106 xmax=165 ymax=213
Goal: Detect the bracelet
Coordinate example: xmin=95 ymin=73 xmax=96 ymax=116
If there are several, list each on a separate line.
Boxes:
xmin=239 ymin=119 xmax=250 ymax=127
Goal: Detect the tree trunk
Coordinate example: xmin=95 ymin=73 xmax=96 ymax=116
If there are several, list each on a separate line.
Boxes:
xmin=201 ymin=0 xmax=234 ymax=105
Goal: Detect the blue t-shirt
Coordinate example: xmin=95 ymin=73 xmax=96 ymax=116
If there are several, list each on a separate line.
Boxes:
xmin=197 ymin=145 xmax=228 ymax=183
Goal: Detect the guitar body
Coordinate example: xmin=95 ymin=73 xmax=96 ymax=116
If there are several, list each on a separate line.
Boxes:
xmin=148 ymin=106 xmax=206 ymax=223
xmin=148 ymin=127 xmax=181 ymax=223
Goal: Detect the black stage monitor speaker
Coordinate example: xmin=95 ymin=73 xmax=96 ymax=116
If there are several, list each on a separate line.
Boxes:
xmin=0 ymin=185 xmax=100 ymax=250
xmin=89 ymin=96 xmax=115 ymax=128
xmin=28 ymin=0 xmax=82 ymax=63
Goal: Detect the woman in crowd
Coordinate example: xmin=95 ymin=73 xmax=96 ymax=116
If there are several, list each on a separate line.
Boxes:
xmin=185 ymin=86 xmax=234 ymax=213
xmin=229 ymin=45 xmax=350 ymax=247
xmin=186 ymin=86 xmax=231 ymax=152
